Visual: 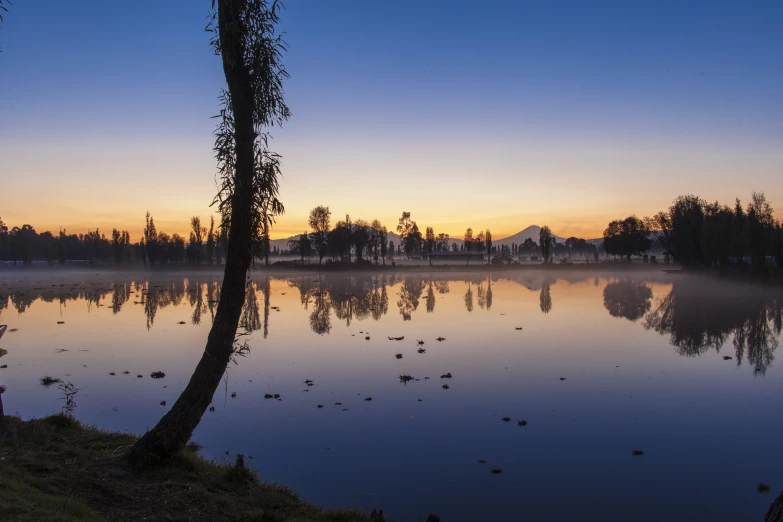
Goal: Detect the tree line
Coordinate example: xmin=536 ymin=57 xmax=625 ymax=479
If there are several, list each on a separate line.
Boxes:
xmin=0 ymin=213 xmax=231 ymax=266
xmin=602 ymin=192 xmax=783 ymax=271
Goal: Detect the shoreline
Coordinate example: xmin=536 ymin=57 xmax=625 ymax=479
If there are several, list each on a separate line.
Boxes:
xmin=0 ymin=414 xmax=390 ymax=522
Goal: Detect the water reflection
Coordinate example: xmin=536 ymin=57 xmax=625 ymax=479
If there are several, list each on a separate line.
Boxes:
xmin=3 ymin=273 xmax=782 ymax=379
xmin=643 ymin=280 xmax=782 ymax=374
xmin=539 ymin=280 xmax=552 ymax=314
xmin=602 ymin=280 xmax=653 ymax=322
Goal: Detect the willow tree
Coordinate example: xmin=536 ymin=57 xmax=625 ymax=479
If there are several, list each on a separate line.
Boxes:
xmin=128 ymin=0 xmax=288 ymax=465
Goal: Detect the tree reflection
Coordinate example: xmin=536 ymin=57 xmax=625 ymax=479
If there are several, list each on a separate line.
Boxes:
xmin=397 ymin=278 xmax=425 ymax=321
xmin=540 ymin=281 xmax=552 ymax=314
xmin=643 ymin=281 xmax=782 ymax=374
xmin=464 ymin=283 xmax=474 ymax=312
xmin=426 ymin=281 xmax=436 ymax=313
xmin=602 ymin=280 xmax=653 ymax=321
xmin=240 ymin=282 xmax=261 ymax=332
xmin=309 ymin=292 xmax=331 ymax=335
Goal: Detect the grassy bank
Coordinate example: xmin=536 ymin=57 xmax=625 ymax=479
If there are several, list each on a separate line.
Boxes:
xmin=0 ymin=415 xmax=385 ymax=522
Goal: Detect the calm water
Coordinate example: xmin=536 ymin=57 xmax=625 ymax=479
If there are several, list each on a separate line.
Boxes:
xmin=1 ymin=270 xmax=782 ymax=521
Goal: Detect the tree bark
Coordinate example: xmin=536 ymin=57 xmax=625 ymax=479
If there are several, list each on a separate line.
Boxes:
xmin=768 ymin=492 xmax=783 ymax=522
xmin=128 ymin=0 xmax=257 ymax=465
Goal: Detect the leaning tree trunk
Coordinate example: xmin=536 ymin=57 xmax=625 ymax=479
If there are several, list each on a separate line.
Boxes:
xmin=128 ymin=0 xmax=257 ymax=465
xmin=768 ymin=493 xmax=783 ymax=522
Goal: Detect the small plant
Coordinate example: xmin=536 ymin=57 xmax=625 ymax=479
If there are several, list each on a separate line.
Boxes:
xmin=150 ymin=371 xmax=166 ymax=379
xmin=224 ymin=454 xmax=257 ymax=485
xmin=58 ymin=381 xmax=80 ymax=415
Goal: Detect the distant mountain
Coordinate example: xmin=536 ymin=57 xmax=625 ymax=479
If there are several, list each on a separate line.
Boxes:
xmin=493 ymin=225 xmax=566 ymax=247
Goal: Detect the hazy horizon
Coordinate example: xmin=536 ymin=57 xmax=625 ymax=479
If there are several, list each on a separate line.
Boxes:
xmin=1 ymin=1 xmax=782 ymax=240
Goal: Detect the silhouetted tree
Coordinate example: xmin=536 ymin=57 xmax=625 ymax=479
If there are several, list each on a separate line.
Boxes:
xmin=653 ymin=194 xmax=706 ymax=267
xmin=352 ymin=220 xmax=372 ymax=262
xmin=464 ymin=228 xmax=473 ymax=265
xmin=308 ymin=205 xmax=331 ymax=265
xmin=747 ymin=191 xmax=775 ymax=272
xmin=602 ymin=216 xmax=651 ymax=260
xmin=206 ymin=216 xmax=216 ymax=265
xmin=129 ymin=0 xmax=290 ymax=465
xmin=485 ymin=229 xmax=492 ymax=264
xmin=425 ymin=226 xmax=435 ymax=265
xmin=539 ymin=226 xmax=554 ymax=264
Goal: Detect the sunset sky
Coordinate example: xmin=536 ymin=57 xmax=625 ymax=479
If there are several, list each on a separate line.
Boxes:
xmin=1 ymin=1 xmax=781 ymax=241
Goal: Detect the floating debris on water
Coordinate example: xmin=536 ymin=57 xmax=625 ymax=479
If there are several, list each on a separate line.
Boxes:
xmin=395 ymin=354 xmax=403 ymax=359
xmin=490 ymin=468 xmax=503 ymax=474
xmin=150 ymin=371 xmax=166 ymax=379
xmin=418 ymin=348 xmax=426 ymax=354
xmin=209 ymin=406 xmax=215 ymax=412
xmin=442 ymin=384 xmax=450 ymax=389
xmin=436 ymin=337 xmax=446 ymax=342
xmin=515 ymin=327 xmax=523 ymax=330
xmin=559 ymin=377 xmax=566 ymax=381
xmin=723 ymin=356 xmax=733 ymax=360
xmin=56 ymin=321 xmax=65 ymax=325
xmin=632 ymin=450 xmax=644 ymax=456
xmin=137 ymin=375 xmax=143 ymax=378
xmin=400 ymin=374 xmax=414 ymax=384
xmin=109 ymin=372 xmax=116 ymax=376
xmin=502 ymin=417 xmax=511 ymax=422
xmin=122 ymin=371 xmax=130 ymax=375
xmin=335 ymin=402 xmax=342 ymax=406
xmin=177 ymin=321 xmax=186 ymax=325
xmin=477 ymin=459 xmax=487 ymax=464
xmin=440 ymin=373 xmax=452 ymax=379
xmin=417 ymin=340 xmax=425 ymax=346
xmin=517 ymin=420 xmax=528 ymax=427
xmin=160 ymin=400 xmax=166 ymax=406
xmin=304 ymin=379 xmax=314 ymax=386
xmin=231 ymin=392 xmax=237 ymax=398
xmin=364 ymin=397 xmax=372 ymax=401
xmin=41 ymin=376 xmax=62 ymax=387
xmin=388 ymin=336 xmax=404 ymax=341
xmin=317 ymin=404 xmax=323 ymax=408
xmin=758 ymin=483 xmax=771 ymax=493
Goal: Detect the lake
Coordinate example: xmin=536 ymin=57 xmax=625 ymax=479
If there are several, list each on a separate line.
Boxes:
xmin=1 ymin=270 xmax=781 ymax=521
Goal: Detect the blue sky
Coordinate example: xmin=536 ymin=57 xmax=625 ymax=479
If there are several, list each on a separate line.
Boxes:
xmin=1 ymin=0 xmax=781 ymax=238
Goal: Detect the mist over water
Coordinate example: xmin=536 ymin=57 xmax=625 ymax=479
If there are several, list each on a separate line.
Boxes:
xmin=1 ymin=270 xmax=782 ymax=521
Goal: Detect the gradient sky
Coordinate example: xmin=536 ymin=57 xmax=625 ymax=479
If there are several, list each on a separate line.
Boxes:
xmin=1 ymin=1 xmax=782 ymax=240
